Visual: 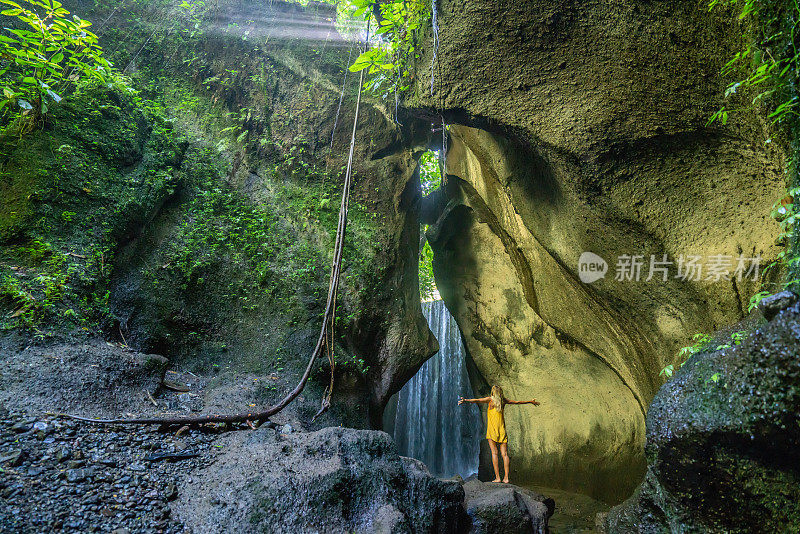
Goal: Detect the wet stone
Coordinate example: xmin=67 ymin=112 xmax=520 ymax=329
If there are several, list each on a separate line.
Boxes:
xmin=11 ymin=421 xmax=31 ymax=433
xmin=56 ymin=448 xmax=72 ymax=462
xmin=1 ymin=449 xmax=25 ymax=467
xmin=32 ymin=421 xmax=49 ymax=433
xmin=164 ymin=482 xmax=178 ymax=501
xmin=758 ymin=290 xmax=798 ymax=321
xmin=66 ymin=468 xmax=88 ymax=483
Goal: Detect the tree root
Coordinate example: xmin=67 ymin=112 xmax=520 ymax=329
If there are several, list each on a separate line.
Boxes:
xmin=55 ymin=23 xmax=372 ymax=431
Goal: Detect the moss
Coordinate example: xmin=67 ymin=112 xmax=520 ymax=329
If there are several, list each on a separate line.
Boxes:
xmin=0 ymin=76 xmax=187 ymax=336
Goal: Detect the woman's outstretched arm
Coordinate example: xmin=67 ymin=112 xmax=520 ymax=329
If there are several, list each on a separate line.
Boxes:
xmin=505 ymin=398 xmax=541 ymax=406
xmin=458 ymin=396 xmax=491 ymax=405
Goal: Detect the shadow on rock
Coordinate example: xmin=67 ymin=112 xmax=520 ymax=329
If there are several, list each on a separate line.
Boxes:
xmin=603 ymin=292 xmax=800 ymax=533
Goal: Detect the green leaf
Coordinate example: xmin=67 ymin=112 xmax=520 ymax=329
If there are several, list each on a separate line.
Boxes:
xmin=659 ymin=364 xmax=674 ymax=378
xmin=17 ymin=98 xmax=32 ymax=110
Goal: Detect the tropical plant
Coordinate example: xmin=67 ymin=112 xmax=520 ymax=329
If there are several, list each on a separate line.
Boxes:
xmin=660 ymin=330 xmax=747 ymax=378
xmin=708 ymin=0 xmax=800 ymax=300
xmin=346 ymin=0 xmax=430 ymax=100
xmin=419 ymin=149 xmax=441 ymax=195
xmin=707 ymin=0 xmax=799 ymax=129
xmin=0 ymin=0 xmax=111 ymax=131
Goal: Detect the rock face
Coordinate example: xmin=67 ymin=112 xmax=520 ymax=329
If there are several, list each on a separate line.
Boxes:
xmin=604 ymin=297 xmax=800 ymax=532
xmin=410 ymin=0 xmax=786 ymax=501
xmin=99 ymin=0 xmax=437 ymax=426
xmin=0 ymin=337 xmax=167 ymax=418
xmin=0 ymin=0 xmax=436 ymax=428
xmin=462 ymin=479 xmax=554 ymax=534
xmin=174 ymin=427 xmax=469 ymax=533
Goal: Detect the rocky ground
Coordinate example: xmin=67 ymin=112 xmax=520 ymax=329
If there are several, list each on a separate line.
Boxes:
xmin=0 ymin=335 xmax=560 ymax=533
xmin=0 ymin=336 xmax=300 ymax=534
xmin=0 ymin=409 xmax=215 ymax=533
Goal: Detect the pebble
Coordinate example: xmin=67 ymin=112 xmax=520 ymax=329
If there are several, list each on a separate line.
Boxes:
xmin=66 ymin=468 xmax=88 ymax=483
xmin=11 ymin=421 xmax=30 ymax=433
xmin=56 ymin=448 xmax=72 ymax=463
xmin=1 ymin=450 xmax=25 ymax=467
xmin=32 ymin=421 xmax=48 ymax=432
xmin=0 ymin=411 xmax=211 ymax=533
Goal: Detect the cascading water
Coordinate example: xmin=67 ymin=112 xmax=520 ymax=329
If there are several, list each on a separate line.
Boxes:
xmin=388 ymin=300 xmax=483 ymax=478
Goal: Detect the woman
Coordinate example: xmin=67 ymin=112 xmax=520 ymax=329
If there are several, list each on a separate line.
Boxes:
xmin=459 ymin=385 xmax=540 ymax=483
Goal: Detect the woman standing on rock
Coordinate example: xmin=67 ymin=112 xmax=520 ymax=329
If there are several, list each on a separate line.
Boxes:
xmin=459 ymin=385 xmax=540 ymax=483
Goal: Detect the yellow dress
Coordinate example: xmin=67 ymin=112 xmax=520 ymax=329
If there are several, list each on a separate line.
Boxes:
xmin=486 ymin=404 xmax=507 ymax=443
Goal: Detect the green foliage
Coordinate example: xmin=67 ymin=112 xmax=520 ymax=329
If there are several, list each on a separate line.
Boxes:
xmin=661 ymin=330 xmax=747 ymax=379
xmin=708 ymin=0 xmax=799 ymax=129
xmin=419 ymin=150 xmax=441 ymax=195
xmin=0 ymin=75 xmax=185 ymax=335
xmin=659 ymin=364 xmax=675 ymax=379
xmin=747 ymin=289 xmax=772 ymax=312
xmin=419 ymin=238 xmax=435 ymax=300
xmin=708 ymin=0 xmax=800 ymax=309
xmin=763 ymin=185 xmax=800 ymax=291
xmin=0 ymin=240 xmax=110 ymax=337
xmin=679 ymin=333 xmax=713 ymax=360
xmin=0 ymin=0 xmax=111 ymax=131
xmin=345 ymin=0 xmax=430 ymax=100
xmin=661 ymin=334 xmax=712 ymax=378
xmin=330 ymin=344 xmax=370 ymax=375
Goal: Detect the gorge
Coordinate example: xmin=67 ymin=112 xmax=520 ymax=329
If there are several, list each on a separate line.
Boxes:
xmin=0 ymin=0 xmax=798 ymax=532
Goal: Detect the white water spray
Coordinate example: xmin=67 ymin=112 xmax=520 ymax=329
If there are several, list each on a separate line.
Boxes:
xmin=390 ymin=300 xmax=482 ymax=478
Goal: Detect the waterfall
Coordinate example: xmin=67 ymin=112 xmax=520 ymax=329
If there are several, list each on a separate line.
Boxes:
xmin=389 ymin=300 xmax=483 ymax=479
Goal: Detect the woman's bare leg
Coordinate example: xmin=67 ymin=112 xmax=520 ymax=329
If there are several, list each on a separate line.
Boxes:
xmin=500 ymin=442 xmax=510 ymax=483
xmin=488 ymin=440 xmax=501 ymax=482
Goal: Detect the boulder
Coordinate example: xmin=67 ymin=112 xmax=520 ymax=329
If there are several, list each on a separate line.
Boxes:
xmin=462 ymin=479 xmax=554 ymax=534
xmin=604 ymin=300 xmax=800 ymax=532
xmin=174 ymin=427 xmax=468 ymax=533
xmin=756 ymin=290 xmax=798 ymax=321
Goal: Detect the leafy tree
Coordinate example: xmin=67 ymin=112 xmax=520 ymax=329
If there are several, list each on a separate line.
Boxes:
xmin=346 ymin=0 xmax=430 ymax=99
xmin=419 ymin=239 xmax=436 ymax=300
xmin=419 ymin=150 xmax=441 ymax=195
xmin=0 ymin=0 xmax=111 ymax=132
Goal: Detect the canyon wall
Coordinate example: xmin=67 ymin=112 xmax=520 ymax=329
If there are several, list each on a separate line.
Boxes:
xmin=410 ymin=0 xmax=786 ymax=501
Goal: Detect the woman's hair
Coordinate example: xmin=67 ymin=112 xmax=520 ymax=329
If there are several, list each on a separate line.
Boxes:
xmin=490 ymin=385 xmax=504 ymax=411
